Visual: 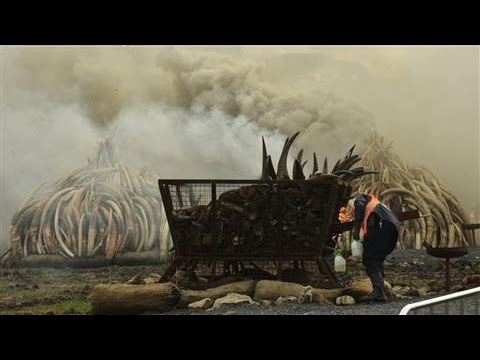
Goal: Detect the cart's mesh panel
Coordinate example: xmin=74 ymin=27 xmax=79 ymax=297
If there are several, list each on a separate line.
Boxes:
xmin=160 ymin=180 xmax=352 ymax=259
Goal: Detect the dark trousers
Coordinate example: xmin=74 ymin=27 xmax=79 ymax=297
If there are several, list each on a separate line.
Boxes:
xmin=363 ymin=219 xmax=398 ymax=276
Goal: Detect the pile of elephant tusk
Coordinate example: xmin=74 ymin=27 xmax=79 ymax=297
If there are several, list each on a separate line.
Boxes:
xmin=351 ymin=133 xmax=470 ymax=249
xmin=9 ymin=139 xmax=163 ymax=260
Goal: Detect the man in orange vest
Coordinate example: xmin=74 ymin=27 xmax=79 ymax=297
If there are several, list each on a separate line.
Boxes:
xmin=352 ymin=193 xmax=400 ymax=303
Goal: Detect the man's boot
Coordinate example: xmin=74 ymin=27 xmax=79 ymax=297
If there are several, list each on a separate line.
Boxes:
xmin=359 ymin=272 xmax=387 ymax=303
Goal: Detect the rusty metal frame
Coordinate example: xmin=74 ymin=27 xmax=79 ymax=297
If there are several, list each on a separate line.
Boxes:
xmin=158 ymin=178 xmax=351 ymax=284
xmin=157 ymin=179 xmax=349 ymax=185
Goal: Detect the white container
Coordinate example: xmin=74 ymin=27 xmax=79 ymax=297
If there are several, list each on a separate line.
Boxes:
xmin=351 ymin=239 xmax=363 ymax=259
xmin=334 ymin=253 xmax=346 ymax=273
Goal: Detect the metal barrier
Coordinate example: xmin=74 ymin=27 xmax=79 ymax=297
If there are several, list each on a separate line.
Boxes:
xmin=399 ymin=287 xmax=480 ymax=315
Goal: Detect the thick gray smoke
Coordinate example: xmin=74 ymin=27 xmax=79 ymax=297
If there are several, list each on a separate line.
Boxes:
xmin=1 ymin=46 xmax=377 ymax=254
xmin=249 ymin=46 xmax=479 ymax=222
xmin=2 ymin=46 xmax=478 ymax=255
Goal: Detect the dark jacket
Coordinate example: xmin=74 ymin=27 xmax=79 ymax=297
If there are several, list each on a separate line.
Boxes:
xmin=354 ymin=194 xmax=400 ymax=234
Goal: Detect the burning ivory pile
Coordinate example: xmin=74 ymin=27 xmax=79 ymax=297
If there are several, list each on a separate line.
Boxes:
xmin=351 ymin=133 xmax=470 ymax=249
xmin=8 ymin=139 xmax=171 ymax=263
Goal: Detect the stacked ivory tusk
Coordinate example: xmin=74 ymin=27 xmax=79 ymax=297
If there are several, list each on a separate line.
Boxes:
xmin=350 ymin=133 xmax=470 ymax=249
xmin=9 ymin=139 xmax=168 ymax=260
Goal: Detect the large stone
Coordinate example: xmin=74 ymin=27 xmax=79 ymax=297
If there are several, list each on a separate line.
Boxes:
xmin=211 ymin=293 xmax=259 ymax=310
xmin=335 ymin=295 xmax=356 ymax=306
xmin=179 ymin=280 xmax=256 ymax=307
xmin=301 ymin=286 xmax=313 ymax=303
xmin=126 ymin=274 xmax=143 ymax=285
xmin=417 ymin=287 xmax=430 ymax=297
xmin=392 ymin=286 xmax=420 ymax=297
xmin=275 ymin=296 xmax=298 ymax=306
xmin=144 ymin=273 xmax=162 ymax=285
xmin=188 ymin=298 xmax=213 ymax=309
xmin=462 ymin=274 xmax=480 ymax=286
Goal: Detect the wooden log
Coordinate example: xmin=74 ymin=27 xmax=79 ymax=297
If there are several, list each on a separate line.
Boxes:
xmin=91 ymin=282 xmax=181 ymax=314
xmin=254 ymin=280 xmax=308 ymax=301
xmin=311 ymin=288 xmax=345 ymax=303
xmin=19 ymin=254 xmax=110 ymax=268
xmin=179 ymin=280 xmax=257 ymax=307
xmin=254 ymin=280 xmax=337 ymax=305
xmin=113 ymin=250 xmax=161 ymax=266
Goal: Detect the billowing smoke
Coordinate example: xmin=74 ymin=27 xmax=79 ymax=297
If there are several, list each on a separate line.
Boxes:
xmin=3 ymin=46 xmax=478 ymax=255
xmin=7 ymin=46 xmax=374 ymax=150
xmin=2 ymin=46 xmax=376 ymax=254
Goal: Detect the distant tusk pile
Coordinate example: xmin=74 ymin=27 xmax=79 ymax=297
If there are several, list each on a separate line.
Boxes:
xmin=351 ymin=133 xmax=470 ymax=249
xmin=9 ymin=139 xmax=165 ymax=260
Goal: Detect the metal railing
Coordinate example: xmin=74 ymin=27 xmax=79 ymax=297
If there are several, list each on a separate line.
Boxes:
xmin=399 ymin=287 xmax=480 ymax=315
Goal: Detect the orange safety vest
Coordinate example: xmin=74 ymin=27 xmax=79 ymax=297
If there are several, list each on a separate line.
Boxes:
xmin=362 ymin=194 xmax=380 ymax=235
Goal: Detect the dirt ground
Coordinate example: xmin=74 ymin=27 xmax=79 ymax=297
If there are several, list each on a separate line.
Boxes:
xmin=1 ymin=247 xmax=479 ymax=315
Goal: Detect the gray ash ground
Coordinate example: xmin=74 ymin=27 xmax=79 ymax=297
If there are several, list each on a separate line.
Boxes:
xmin=167 ymin=247 xmax=480 ymax=315
xmin=180 ymin=293 xmax=478 ymax=315
xmin=1 ymin=247 xmax=479 ymax=315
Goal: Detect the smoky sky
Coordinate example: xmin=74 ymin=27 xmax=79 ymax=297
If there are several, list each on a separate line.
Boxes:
xmin=1 ymin=45 xmax=479 ymax=254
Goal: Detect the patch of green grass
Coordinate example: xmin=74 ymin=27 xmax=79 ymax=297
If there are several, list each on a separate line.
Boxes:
xmin=0 ymin=283 xmax=91 ymax=308
xmin=0 ymin=299 xmax=92 ymax=315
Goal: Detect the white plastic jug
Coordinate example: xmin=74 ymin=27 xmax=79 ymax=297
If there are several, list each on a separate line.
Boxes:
xmin=334 ymin=253 xmax=346 ymax=273
xmin=351 ymin=239 xmax=363 ymax=259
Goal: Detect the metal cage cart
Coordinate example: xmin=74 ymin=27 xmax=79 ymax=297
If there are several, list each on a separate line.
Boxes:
xmin=158 ymin=178 xmax=354 ymax=287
